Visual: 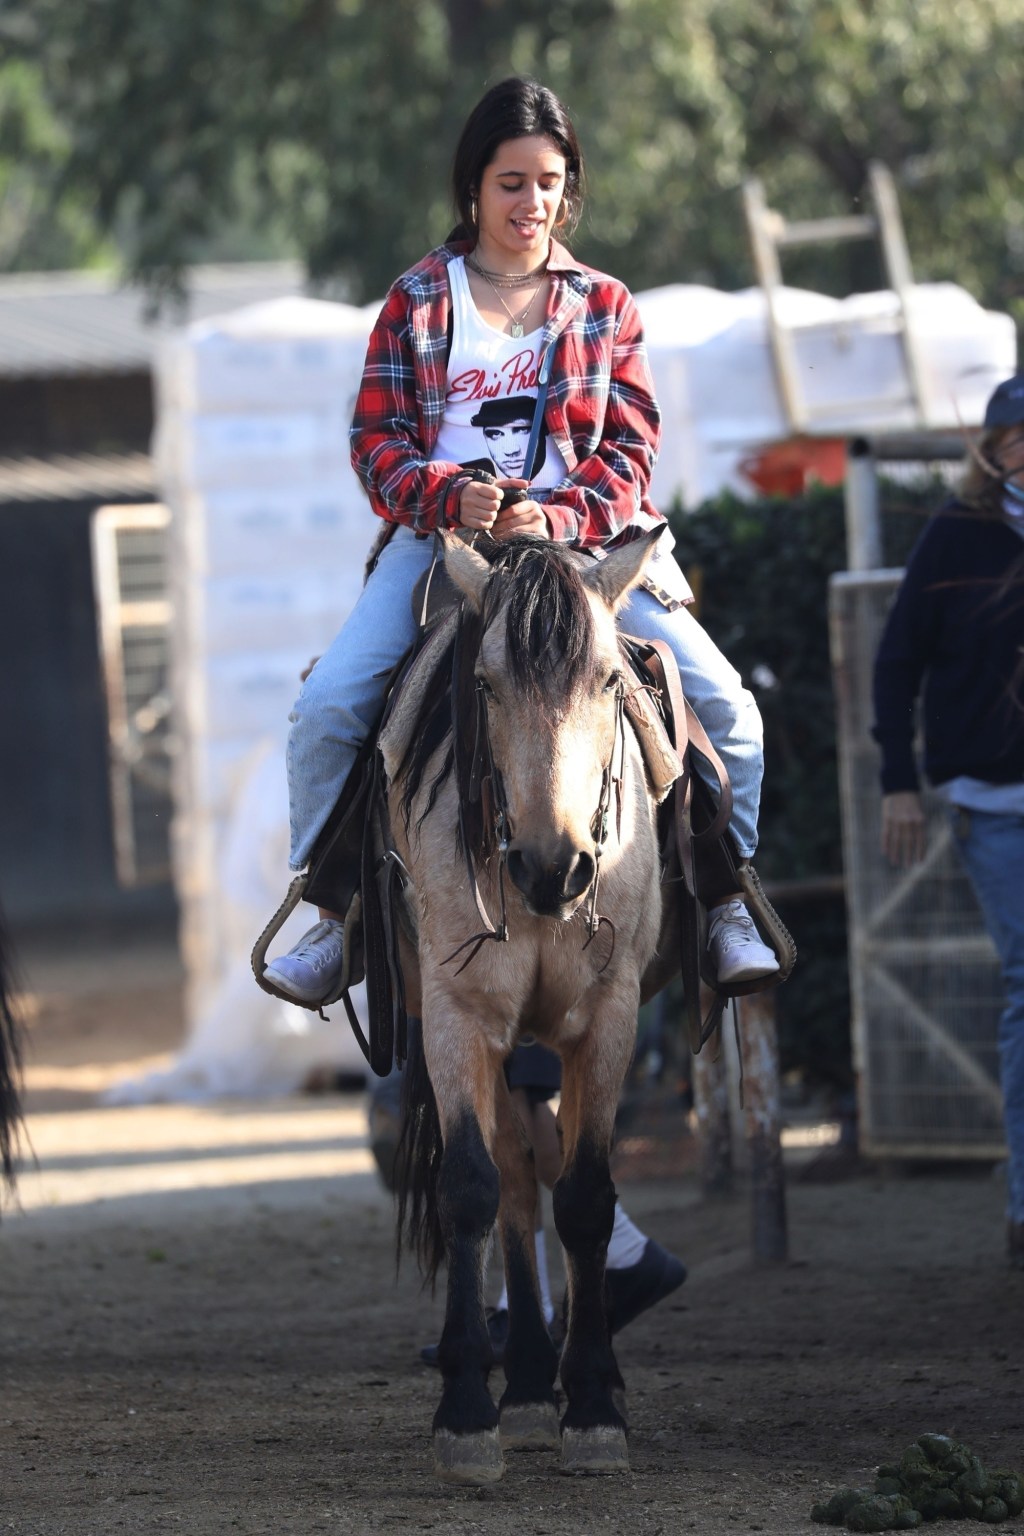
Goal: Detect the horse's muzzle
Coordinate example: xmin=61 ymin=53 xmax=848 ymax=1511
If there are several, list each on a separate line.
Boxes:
xmin=507 ymin=841 xmax=596 ymax=917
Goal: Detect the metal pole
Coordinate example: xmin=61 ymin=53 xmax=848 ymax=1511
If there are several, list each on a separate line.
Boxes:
xmin=692 ymin=1027 xmax=734 ymax=1198
xmin=737 ymin=992 xmax=789 ymax=1263
xmin=844 ymin=436 xmax=882 ymax=571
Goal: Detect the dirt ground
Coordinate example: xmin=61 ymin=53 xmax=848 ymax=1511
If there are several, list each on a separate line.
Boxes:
xmin=3 ymin=945 xmax=1024 ymax=1536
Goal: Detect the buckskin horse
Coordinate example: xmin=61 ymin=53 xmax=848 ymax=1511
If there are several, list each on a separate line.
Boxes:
xmin=381 ymin=528 xmax=688 ymax=1483
xmin=252 ymin=525 xmax=791 ymax=1483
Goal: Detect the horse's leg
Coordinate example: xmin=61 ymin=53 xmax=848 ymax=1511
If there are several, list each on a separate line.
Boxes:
xmin=424 ymin=1014 xmax=504 ymax=1486
xmin=492 ymin=1074 xmax=560 ymax=1450
xmin=553 ymin=1007 xmax=635 ymax=1475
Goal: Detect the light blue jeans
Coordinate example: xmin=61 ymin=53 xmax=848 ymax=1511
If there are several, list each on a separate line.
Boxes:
xmin=951 ymin=806 xmax=1024 ymax=1223
xmin=288 ymin=525 xmax=764 ymax=868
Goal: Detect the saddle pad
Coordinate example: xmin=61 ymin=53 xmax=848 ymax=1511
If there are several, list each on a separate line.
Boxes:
xmin=378 ymin=607 xmax=460 ymax=781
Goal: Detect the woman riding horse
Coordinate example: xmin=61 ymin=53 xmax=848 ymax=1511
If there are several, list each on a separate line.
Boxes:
xmin=266 ymin=76 xmax=778 ymax=1005
xmin=260 ymin=76 xmax=782 ymax=1481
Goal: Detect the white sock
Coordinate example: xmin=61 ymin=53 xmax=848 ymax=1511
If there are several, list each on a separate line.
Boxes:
xmin=495 ymin=1229 xmax=555 ymax=1324
xmin=606 ymin=1201 xmax=648 ymax=1271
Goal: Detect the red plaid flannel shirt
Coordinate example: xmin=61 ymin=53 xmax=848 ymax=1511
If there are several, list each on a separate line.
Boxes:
xmin=350 ymin=239 xmax=667 ymax=550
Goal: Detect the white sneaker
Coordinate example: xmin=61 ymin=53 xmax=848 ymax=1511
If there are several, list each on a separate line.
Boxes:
xmin=707 ymin=899 xmax=780 ymax=985
xmin=264 ymin=918 xmax=345 ymax=1004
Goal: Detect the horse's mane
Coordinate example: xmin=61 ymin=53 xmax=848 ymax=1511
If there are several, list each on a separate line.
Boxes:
xmin=397 ymin=536 xmax=598 ymax=850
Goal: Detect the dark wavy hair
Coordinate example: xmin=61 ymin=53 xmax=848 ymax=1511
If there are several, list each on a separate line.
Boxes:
xmin=960 ymin=426 xmax=1018 ymax=520
xmin=450 ymin=77 xmax=585 ymax=245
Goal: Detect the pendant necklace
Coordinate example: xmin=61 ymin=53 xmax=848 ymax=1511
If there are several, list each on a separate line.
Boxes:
xmin=471 ymin=264 xmax=543 ymax=338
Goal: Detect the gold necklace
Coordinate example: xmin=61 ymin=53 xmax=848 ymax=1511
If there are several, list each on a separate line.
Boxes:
xmin=473 ymin=266 xmax=543 ymax=338
xmin=466 ymin=253 xmax=549 ymax=288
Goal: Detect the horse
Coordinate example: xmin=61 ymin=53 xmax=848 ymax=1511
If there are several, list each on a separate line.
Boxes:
xmin=381 ymin=528 xmax=671 ymax=1484
xmin=0 ymin=903 xmax=24 ymax=1199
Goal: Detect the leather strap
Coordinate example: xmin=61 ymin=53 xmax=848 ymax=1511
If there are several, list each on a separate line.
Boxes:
xmin=642 ymin=639 xmax=733 ymax=844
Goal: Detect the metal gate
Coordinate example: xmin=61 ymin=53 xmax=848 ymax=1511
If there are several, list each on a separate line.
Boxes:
xmin=830 ymin=569 xmax=1004 ymax=1158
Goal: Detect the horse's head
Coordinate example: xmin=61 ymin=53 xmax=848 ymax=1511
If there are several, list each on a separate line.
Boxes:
xmin=444 ymin=529 xmax=661 ymax=920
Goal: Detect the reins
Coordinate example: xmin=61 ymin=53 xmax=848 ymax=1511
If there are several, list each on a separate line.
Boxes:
xmin=444 ymin=668 xmax=512 ymax=975
xmin=441 ymin=601 xmax=626 ymax=977
xmin=580 ymin=679 xmax=627 ymax=969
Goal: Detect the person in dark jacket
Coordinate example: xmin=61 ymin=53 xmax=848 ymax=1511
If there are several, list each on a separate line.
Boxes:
xmin=873 ymin=373 xmax=1024 ymax=1268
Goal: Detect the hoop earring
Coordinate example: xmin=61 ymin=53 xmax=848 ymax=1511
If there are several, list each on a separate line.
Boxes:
xmin=555 ymin=198 xmax=569 ymax=228
xmin=470 ymin=196 xmax=478 ymax=229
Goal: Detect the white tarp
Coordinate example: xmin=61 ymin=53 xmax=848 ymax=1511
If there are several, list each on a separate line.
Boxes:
xmin=105 ymin=743 xmax=370 ymax=1104
xmin=637 ymin=281 xmax=1017 ymax=507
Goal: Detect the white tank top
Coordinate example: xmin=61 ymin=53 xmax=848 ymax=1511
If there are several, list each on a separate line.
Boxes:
xmin=433 ymin=257 xmax=568 ymax=488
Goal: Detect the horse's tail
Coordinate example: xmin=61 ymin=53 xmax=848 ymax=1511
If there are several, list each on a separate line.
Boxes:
xmin=394 ymin=1021 xmax=445 ymax=1285
xmin=0 ymin=908 xmax=24 ymax=1193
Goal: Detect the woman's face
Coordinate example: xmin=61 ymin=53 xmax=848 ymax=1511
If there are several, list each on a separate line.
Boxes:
xmin=475 ymin=135 xmax=567 ymax=268
xmin=996 ymin=424 xmax=1024 ymax=489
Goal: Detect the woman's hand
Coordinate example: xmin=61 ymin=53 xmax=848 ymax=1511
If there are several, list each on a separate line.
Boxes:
xmin=458 ymin=476 xmax=502 ymax=531
xmin=492 ymin=486 xmax=550 ymax=540
xmin=881 ymin=791 xmax=927 ymax=868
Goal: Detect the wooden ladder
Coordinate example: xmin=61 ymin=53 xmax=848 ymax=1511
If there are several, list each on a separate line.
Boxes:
xmin=742 ymin=162 xmax=930 ymax=433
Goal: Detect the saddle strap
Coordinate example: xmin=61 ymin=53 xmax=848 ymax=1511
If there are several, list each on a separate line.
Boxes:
xmin=360 ymin=758 xmax=406 ymax=1076
xmin=642 ymin=639 xmax=733 ymax=846
xmin=626 ymin=640 xmax=722 ymax=1051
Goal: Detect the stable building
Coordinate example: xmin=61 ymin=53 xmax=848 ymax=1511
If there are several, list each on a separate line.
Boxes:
xmin=0 ymin=264 xmax=303 ymax=940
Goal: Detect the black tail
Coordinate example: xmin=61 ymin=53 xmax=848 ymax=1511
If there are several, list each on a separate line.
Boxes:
xmin=0 ymin=907 xmax=24 ymax=1192
xmin=394 ymin=1019 xmax=446 ymax=1285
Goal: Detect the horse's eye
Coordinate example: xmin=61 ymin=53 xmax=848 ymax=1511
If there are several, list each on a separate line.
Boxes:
xmin=603 ymin=669 xmax=622 ymax=693
xmin=477 ymin=677 xmax=496 ymax=702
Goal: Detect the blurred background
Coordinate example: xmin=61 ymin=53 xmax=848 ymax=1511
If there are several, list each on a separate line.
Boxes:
xmin=3 ymin=0 xmax=1022 ymax=316
xmin=0 ymin=0 xmax=1020 ymax=1152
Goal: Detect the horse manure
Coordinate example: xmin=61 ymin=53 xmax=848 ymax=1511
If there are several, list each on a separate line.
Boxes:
xmin=810 ymin=1435 xmax=1024 ymax=1530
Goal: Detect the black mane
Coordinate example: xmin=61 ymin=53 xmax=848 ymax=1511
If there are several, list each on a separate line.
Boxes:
xmin=397 ymin=536 xmax=597 ymax=846
xmin=486 ymin=536 xmax=597 ymax=697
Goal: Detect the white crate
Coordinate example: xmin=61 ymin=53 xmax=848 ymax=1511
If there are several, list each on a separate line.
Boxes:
xmin=172 ymin=645 xmax=315 ymax=742
xmin=171 ymin=485 xmax=376 ymax=578
xmin=153 ymin=404 xmax=355 ymax=491
xmin=158 ymin=299 xmax=372 ymax=412
xmin=171 ymin=566 xmax=363 ymax=658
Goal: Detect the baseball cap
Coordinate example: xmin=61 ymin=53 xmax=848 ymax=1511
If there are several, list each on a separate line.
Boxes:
xmin=983 ymin=374 xmax=1024 ymax=429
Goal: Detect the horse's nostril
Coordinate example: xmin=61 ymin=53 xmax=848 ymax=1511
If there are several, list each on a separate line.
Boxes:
xmin=564 ymin=850 xmax=595 ymax=900
xmin=507 ymin=849 xmax=527 ymax=890
xmin=507 ymin=844 xmax=595 ymax=910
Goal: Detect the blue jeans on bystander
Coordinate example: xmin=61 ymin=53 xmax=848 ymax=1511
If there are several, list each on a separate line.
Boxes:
xmin=951 ymin=806 xmax=1024 ymax=1224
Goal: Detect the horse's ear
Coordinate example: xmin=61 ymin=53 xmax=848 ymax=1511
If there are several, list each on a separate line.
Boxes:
xmin=441 ymin=531 xmax=492 ymax=612
xmin=580 ymin=526 xmax=663 ymax=612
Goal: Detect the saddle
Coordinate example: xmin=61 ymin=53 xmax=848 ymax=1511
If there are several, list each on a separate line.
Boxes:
xmin=251 ymin=551 xmax=796 ymax=1073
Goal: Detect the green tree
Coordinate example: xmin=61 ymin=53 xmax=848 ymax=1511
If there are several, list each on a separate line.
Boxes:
xmin=3 ymin=0 xmax=1023 ymax=330
xmin=0 ymin=55 xmax=110 ymax=269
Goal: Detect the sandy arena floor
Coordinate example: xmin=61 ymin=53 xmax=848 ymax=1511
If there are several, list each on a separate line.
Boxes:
xmin=2 ymin=943 xmax=1022 ymax=1535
